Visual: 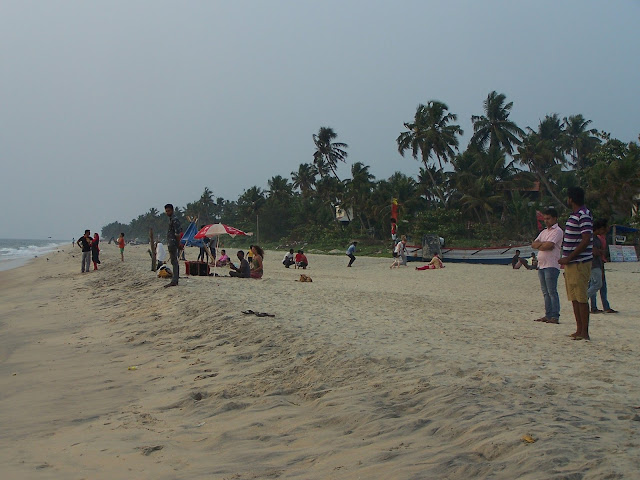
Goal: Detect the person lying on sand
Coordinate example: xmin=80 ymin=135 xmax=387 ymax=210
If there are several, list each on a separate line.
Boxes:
xmin=416 ymin=254 xmax=444 ymax=270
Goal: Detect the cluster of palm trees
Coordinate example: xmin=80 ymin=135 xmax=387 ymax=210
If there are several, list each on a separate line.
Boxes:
xmin=103 ymin=91 xmax=640 ymax=246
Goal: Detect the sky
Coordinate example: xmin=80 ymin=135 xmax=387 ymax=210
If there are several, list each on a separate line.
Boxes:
xmin=1 ymin=0 xmax=639 ymax=240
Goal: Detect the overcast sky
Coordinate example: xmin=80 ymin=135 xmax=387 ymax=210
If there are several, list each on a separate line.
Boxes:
xmin=2 ymin=0 xmax=639 ymax=240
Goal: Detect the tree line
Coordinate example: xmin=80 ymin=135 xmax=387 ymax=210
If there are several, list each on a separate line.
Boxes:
xmin=102 ymin=91 xmax=640 ymax=248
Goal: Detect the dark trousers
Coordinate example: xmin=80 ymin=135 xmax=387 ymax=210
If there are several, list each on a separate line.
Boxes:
xmin=169 ymin=246 xmax=180 ymax=284
xmin=347 ymin=253 xmax=356 ymax=266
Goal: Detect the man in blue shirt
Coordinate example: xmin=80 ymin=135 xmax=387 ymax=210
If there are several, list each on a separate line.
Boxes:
xmin=346 ymin=241 xmax=358 ymax=267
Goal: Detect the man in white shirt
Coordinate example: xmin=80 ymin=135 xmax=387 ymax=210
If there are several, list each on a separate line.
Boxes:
xmin=531 ymin=208 xmax=564 ymax=324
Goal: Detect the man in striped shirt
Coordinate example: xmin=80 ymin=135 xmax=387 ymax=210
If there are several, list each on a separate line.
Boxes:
xmin=558 ymin=186 xmax=593 ymax=340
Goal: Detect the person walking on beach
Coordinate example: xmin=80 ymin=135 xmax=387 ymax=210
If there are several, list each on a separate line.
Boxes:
xmin=398 ymin=235 xmax=408 ymax=266
xmin=531 ymin=208 xmax=564 ymax=324
xmin=558 ymin=187 xmax=593 ymax=341
xmin=346 ymin=241 xmax=358 ymax=267
xmin=116 ymin=233 xmax=125 ymax=262
xmin=164 ymin=203 xmax=182 ymax=288
xmin=76 ymin=230 xmax=92 ymax=273
xmin=588 ymin=219 xmax=618 ymax=315
xmin=91 ymin=232 xmax=101 ymax=270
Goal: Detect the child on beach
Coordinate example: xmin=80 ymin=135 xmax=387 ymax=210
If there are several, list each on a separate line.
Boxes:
xmin=216 ymin=249 xmax=230 ymax=267
xmin=91 ymin=233 xmax=100 ymax=270
xmin=390 ymin=242 xmax=401 ymax=268
xmin=116 ymin=233 xmax=125 ymax=262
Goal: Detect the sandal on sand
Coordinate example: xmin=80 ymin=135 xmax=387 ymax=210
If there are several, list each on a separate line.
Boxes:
xmin=544 ymin=318 xmax=559 ymax=324
xmin=590 ymin=309 xmax=604 ymax=314
xmin=241 ymin=310 xmax=255 ymax=315
xmin=255 ymin=312 xmax=275 ymax=317
xmin=534 ymin=317 xmax=548 ymax=322
xmin=572 ymin=336 xmax=584 ymax=341
xmin=605 ymin=309 xmax=618 ymax=314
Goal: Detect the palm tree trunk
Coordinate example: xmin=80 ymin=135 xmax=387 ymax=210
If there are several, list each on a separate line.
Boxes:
xmin=534 ymin=169 xmax=567 ymax=211
xmin=484 ymin=208 xmax=494 ymax=239
xmin=421 ymin=156 xmax=447 ymax=205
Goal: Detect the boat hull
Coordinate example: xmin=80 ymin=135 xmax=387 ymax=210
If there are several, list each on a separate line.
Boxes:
xmin=406 ymin=244 xmax=536 ymax=265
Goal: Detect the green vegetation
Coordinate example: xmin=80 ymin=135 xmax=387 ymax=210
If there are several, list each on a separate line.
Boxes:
xmin=102 ymin=91 xmax=640 ymax=252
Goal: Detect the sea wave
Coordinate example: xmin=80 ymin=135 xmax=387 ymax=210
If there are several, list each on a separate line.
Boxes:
xmin=0 ymin=241 xmax=65 ymax=260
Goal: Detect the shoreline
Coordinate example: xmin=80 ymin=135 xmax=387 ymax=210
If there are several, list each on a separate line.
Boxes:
xmin=1 ymin=245 xmax=639 ymax=478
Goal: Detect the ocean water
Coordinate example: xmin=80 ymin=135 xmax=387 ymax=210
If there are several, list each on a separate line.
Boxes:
xmin=0 ymin=238 xmax=67 ymax=272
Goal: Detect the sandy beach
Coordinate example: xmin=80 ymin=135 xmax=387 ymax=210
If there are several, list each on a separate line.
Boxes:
xmin=1 ymin=244 xmax=639 ymax=479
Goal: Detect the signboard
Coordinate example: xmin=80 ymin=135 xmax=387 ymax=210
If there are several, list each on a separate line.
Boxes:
xmin=609 ymin=245 xmax=638 ymax=262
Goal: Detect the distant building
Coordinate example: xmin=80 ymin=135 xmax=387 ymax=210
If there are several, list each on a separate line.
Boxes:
xmin=336 ymin=206 xmax=353 ymax=223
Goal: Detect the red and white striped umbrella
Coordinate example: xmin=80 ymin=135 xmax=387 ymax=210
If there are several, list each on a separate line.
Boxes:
xmin=194 ymin=223 xmax=249 ymax=239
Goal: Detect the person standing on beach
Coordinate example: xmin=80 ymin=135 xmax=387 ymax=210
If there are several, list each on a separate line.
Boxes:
xmin=76 ymin=230 xmax=92 ymax=273
xmin=164 ymin=204 xmax=182 ymax=288
xmin=558 ymin=187 xmax=593 ymax=341
xmin=398 ymin=235 xmax=408 ymax=266
xmin=346 ymin=241 xmax=358 ymax=267
xmin=531 ymin=208 xmax=564 ymax=324
xmin=116 ymin=233 xmax=125 ymax=261
xmin=588 ymin=219 xmax=618 ymax=315
xmin=91 ymin=233 xmax=101 ymax=270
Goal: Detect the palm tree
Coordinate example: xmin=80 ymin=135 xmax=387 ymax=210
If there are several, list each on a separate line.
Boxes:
xmin=563 ymin=114 xmax=600 ymax=169
xmin=267 ymin=175 xmax=293 ymax=203
xmin=515 ymin=130 xmax=567 ymax=210
xmin=471 ymin=91 xmax=524 ymax=156
xmin=238 ymin=186 xmax=265 ymax=241
xmin=312 ymin=127 xmax=348 ymax=181
xmin=344 ymin=162 xmax=375 ymax=231
xmin=397 ymin=101 xmax=463 ymax=205
xmin=291 ymin=163 xmax=318 ymax=198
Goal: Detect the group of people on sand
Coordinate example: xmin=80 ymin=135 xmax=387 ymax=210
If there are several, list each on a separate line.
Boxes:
xmin=282 ymin=249 xmax=309 ymax=269
xmin=76 ymin=230 xmax=125 ymax=272
xmin=162 ymin=204 xmax=266 ymax=287
xmin=511 ymin=250 xmax=538 ymax=270
xmin=530 ymin=187 xmax=617 ymax=340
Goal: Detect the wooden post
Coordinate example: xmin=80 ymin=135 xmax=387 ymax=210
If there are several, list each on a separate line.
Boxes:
xmin=150 ymin=228 xmax=157 ymax=271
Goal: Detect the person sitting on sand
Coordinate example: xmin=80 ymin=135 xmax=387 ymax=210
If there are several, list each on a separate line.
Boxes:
xmin=511 ymin=250 xmax=531 ymax=269
xmin=229 ymin=250 xmax=251 ymax=278
xmin=216 ymin=249 xmax=230 ymax=267
xmin=295 ymin=250 xmax=308 ymax=269
xmin=283 ymin=249 xmax=294 ymax=268
xmin=250 ymin=245 xmax=264 ymax=279
xmin=530 ymin=252 xmax=538 ymax=269
xmin=156 ymin=242 xmax=167 ymax=270
xmin=416 ymin=254 xmax=444 ymax=270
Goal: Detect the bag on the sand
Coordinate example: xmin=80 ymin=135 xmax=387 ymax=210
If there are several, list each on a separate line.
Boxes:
xmin=158 ymin=265 xmax=172 ymax=278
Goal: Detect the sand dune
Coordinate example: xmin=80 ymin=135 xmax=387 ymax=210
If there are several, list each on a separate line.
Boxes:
xmin=1 ymin=244 xmax=639 ymax=479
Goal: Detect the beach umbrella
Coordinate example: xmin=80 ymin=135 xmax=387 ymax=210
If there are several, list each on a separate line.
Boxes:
xmin=193 ymin=224 xmax=250 ymax=275
xmin=194 ymin=223 xmax=248 ymax=239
